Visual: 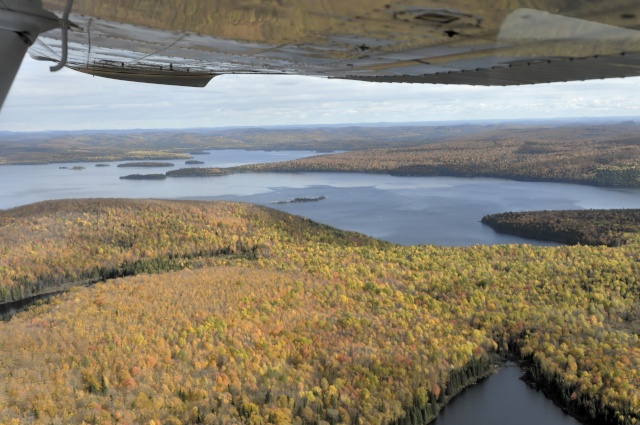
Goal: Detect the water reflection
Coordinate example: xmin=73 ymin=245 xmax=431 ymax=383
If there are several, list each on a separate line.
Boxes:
xmin=433 ymin=364 xmax=580 ymax=425
xmin=2 ymin=150 xmax=640 ymax=246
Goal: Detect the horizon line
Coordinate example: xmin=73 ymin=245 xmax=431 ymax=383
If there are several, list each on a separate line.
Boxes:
xmin=1 ymin=114 xmax=639 ymax=134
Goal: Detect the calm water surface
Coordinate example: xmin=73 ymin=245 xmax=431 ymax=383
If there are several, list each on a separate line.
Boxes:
xmin=433 ymin=364 xmax=580 ymax=425
xmin=2 ymin=150 xmax=640 ymax=246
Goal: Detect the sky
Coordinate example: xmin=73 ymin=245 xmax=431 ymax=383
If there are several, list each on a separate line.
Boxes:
xmin=2 ymin=56 xmax=640 ymax=132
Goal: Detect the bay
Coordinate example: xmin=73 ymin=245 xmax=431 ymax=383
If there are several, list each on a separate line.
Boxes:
xmin=2 ymin=150 xmax=640 ymax=246
xmin=433 ymin=364 xmax=580 ymax=425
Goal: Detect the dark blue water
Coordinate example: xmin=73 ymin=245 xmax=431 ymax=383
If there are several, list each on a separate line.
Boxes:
xmin=198 ymin=173 xmax=640 ymax=245
xmin=2 ymin=150 xmax=640 ymax=246
xmin=433 ymin=364 xmax=580 ymax=425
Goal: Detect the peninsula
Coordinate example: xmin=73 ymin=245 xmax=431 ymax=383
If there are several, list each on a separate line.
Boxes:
xmin=482 ymin=209 xmax=640 ymax=246
xmin=148 ymin=122 xmax=640 ymax=188
xmin=225 ymin=135 xmax=640 ymax=187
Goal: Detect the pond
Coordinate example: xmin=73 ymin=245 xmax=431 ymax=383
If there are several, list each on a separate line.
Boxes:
xmin=433 ymin=364 xmax=580 ymax=425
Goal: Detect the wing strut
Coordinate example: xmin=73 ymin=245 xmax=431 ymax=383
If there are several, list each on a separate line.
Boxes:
xmin=0 ymin=1 xmax=59 ymax=110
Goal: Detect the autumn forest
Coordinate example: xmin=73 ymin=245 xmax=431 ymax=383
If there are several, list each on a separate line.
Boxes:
xmin=225 ymin=126 xmax=640 ymax=188
xmin=2 ymin=120 xmax=640 ymax=424
xmin=0 ymin=198 xmax=639 ymax=424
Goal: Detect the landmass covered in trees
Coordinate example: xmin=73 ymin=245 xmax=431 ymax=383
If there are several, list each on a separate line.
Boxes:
xmin=219 ymin=128 xmax=640 ymax=187
xmin=272 ymin=196 xmax=327 ymax=205
xmin=3 ymin=121 xmax=638 ymax=167
xmin=166 ymin=168 xmax=230 ymax=177
xmin=0 ymin=199 xmax=639 ymax=424
xmin=482 ymin=209 xmax=640 ymax=247
xmin=120 ymin=174 xmax=168 ymax=181
xmin=0 ymin=125 xmax=474 ymax=164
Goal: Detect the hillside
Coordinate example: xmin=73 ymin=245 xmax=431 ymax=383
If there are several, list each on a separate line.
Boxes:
xmin=222 ymin=128 xmax=640 ymax=187
xmin=0 ymin=199 xmax=639 ymax=424
xmin=3 ymin=122 xmax=639 ymax=168
xmin=0 ymin=199 xmax=377 ymax=304
xmin=0 ymin=125 xmax=478 ymax=165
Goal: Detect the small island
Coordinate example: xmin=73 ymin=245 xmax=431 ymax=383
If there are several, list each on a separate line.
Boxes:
xmin=189 ymin=151 xmax=210 ymax=155
xmin=166 ymin=168 xmax=230 ymax=177
xmin=120 ymin=174 xmax=167 ymax=180
xmin=95 ymin=163 xmax=111 ymax=167
xmin=272 ymin=196 xmax=327 ymax=205
xmin=59 ymin=166 xmax=85 ymax=170
xmin=117 ymin=162 xmax=175 ymax=168
xmin=185 ymin=160 xmax=205 ymax=165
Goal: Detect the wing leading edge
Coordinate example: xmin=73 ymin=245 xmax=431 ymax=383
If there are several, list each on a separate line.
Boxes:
xmin=1 ymin=0 xmax=640 ymax=110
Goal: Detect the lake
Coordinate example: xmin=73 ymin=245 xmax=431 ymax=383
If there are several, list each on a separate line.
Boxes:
xmin=2 ymin=150 xmax=640 ymax=246
xmin=1 ymin=149 xmax=634 ymax=423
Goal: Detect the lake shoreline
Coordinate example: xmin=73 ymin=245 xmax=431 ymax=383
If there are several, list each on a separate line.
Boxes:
xmin=520 ymin=369 xmax=595 ymax=425
xmin=194 ymin=167 xmax=640 ymax=190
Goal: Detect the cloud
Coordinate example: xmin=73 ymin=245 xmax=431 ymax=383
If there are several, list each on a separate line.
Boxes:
xmin=1 ymin=57 xmax=640 ymax=131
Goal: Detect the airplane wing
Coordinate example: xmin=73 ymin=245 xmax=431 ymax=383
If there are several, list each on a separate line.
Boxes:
xmin=2 ymin=1 xmax=640 ymax=109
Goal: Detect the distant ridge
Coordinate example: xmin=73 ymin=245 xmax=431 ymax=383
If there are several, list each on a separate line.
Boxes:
xmin=1 ymin=116 xmax=639 ymax=136
xmin=2 ymin=120 xmax=640 ymax=166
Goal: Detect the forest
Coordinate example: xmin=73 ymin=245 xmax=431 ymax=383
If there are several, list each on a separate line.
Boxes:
xmin=0 ymin=125 xmax=475 ymax=165
xmin=120 ymin=174 xmax=168 ymax=180
xmin=166 ymin=168 xmax=231 ymax=177
xmin=2 ymin=122 xmax=638 ymax=167
xmin=482 ymin=209 xmax=640 ymax=246
xmin=220 ymin=126 xmax=640 ymax=187
xmin=0 ymin=198 xmax=639 ymax=424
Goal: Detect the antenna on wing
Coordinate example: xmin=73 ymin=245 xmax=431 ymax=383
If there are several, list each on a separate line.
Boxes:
xmin=50 ymin=0 xmax=74 ymax=72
